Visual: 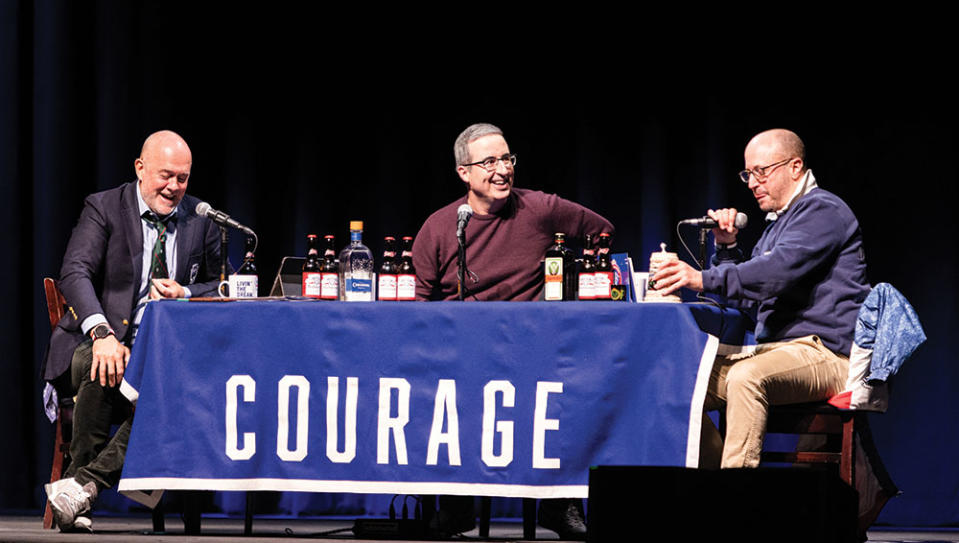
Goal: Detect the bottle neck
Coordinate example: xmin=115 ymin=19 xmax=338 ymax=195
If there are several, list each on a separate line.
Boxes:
xmin=350 ymin=230 xmax=363 ymax=243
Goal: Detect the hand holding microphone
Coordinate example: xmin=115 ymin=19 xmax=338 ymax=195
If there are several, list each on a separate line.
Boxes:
xmin=680 ymin=208 xmax=745 ymax=245
xmin=709 ymin=208 xmax=743 ymax=244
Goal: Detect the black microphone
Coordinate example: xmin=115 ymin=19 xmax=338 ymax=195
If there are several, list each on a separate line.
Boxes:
xmin=456 ymin=204 xmax=473 ymax=241
xmin=680 ymin=212 xmax=748 ymax=229
xmin=195 ymin=202 xmax=255 ymax=235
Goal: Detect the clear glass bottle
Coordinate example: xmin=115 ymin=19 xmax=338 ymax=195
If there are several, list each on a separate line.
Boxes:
xmin=338 ymin=221 xmax=374 ymax=301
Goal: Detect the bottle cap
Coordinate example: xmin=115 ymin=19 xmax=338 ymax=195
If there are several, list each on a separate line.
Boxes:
xmin=350 ymin=221 xmax=363 ymax=230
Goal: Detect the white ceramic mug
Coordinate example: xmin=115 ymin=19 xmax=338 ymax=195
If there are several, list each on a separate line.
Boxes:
xmin=218 ymin=274 xmax=258 ymax=298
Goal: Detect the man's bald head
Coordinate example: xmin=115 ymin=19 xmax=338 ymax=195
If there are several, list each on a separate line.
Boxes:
xmin=135 ymin=130 xmax=192 ymax=216
xmin=743 ymin=129 xmax=808 ymax=212
xmin=140 ymin=130 xmax=192 ymax=163
xmin=745 ymin=129 xmax=806 ymax=167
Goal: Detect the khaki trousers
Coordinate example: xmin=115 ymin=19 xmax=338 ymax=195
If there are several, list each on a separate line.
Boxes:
xmin=700 ymin=335 xmax=849 ymax=469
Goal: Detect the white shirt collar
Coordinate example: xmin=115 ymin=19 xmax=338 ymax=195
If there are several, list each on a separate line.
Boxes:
xmin=766 ymin=169 xmax=818 ymax=222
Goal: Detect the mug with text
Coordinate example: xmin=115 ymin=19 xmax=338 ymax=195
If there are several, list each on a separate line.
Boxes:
xmin=218 ymin=274 xmax=258 ymax=298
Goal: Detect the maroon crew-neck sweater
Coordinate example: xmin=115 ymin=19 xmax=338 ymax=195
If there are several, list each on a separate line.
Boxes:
xmin=412 ymin=188 xmax=614 ymax=301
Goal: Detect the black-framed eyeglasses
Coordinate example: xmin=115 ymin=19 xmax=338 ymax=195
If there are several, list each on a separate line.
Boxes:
xmin=738 ymin=158 xmax=793 ymax=184
xmin=462 ymin=153 xmax=517 ymax=172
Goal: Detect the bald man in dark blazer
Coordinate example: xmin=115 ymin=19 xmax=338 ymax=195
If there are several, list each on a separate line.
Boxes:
xmin=43 ymin=131 xmax=225 ymax=531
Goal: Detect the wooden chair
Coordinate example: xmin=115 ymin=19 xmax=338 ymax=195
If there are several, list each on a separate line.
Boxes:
xmin=42 ymin=278 xmax=72 ymax=529
xmin=42 ymin=277 xmax=166 ymax=532
xmin=760 ymin=402 xmax=859 ymax=485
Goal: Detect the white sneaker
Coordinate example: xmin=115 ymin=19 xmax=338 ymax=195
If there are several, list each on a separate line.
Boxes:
xmin=68 ymin=515 xmax=93 ymax=533
xmin=44 ymin=478 xmax=97 ymax=531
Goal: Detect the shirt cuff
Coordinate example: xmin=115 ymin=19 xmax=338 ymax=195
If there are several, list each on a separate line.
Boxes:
xmin=182 ymin=286 xmax=192 ymax=298
xmin=80 ymin=313 xmax=109 ymax=336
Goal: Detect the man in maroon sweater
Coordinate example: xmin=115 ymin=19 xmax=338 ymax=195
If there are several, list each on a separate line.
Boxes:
xmin=412 ymin=123 xmax=613 ymax=539
xmin=413 ymin=123 xmax=613 ymax=302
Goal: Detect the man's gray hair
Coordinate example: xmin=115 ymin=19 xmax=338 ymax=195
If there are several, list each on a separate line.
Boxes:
xmin=454 ymin=123 xmax=503 ymax=166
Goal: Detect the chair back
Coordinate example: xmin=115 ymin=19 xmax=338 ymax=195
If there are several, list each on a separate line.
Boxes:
xmin=43 ymin=277 xmax=67 ymax=332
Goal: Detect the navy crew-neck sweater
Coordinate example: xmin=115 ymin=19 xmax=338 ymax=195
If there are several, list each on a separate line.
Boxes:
xmin=701 ymin=187 xmax=869 ymax=356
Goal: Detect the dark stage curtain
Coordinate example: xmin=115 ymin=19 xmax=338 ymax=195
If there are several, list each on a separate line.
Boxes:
xmin=2 ymin=1 xmax=957 ymax=526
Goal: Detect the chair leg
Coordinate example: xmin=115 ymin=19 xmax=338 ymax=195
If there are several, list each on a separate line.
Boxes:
xmin=43 ymin=408 xmax=71 ymax=529
xmin=522 ymin=498 xmax=537 ymax=540
xmin=840 ymin=413 xmax=857 ymax=486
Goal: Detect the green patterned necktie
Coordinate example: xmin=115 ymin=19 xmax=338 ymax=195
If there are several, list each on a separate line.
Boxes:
xmin=143 ymin=212 xmax=170 ymax=280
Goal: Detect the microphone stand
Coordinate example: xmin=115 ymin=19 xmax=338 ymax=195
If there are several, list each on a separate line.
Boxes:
xmin=219 ymin=225 xmax=229 ymax=284
xmin=457 ymin=231 xmax=467 ymax=301
xmin=698 ymin=227 xmax=708 ymax=270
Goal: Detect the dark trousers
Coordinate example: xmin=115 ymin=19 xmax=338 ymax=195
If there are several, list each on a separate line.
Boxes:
xmin=63 ymin=339 xmax=133 ymax=492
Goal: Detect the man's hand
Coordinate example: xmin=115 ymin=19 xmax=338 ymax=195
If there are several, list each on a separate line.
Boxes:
xmin=651 ymin=259 xmax=703 ymax=296
xmin=90 ymin=334 xmax=131 ymax=387
xmin=150 ymin=278 xmax=185 ymax=299
xmin=708 ymin=207 xmax=739 ymax=245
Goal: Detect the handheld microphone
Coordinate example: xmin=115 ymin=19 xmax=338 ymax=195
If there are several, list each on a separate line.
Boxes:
xmin=680 ymin=212 xmax=748 ymax=230
xmin=456 ymin=204 xmax=473 ymax=241
xmin=195 ymin=202 xmax=255 ymax=235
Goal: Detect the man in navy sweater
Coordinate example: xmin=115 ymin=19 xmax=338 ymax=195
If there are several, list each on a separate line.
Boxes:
xmin=652 ymin=129 xmax=869 ymax=468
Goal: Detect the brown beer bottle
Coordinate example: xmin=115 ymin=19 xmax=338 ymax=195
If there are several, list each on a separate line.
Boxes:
xmin=397 ymin=236 xmax=416 ymax=301
xmin=302 ymin=234 xmax=322 ymax=298
xmin=320 ymin=235 xmax=339 ymax=300
xmin=594 ymin=233 xmax=613 ymax=300
xmin=378 ymin=236 xmax=398 ymax=301
xmin=578 ymin=233 xmax=596 ymax=300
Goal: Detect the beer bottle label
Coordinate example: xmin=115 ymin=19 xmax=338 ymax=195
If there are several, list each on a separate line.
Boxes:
xmin=397 ymin=274 xmax=416 ymax=300
xmin=320 ymin=272 xmax=338 ymax=299
xmin=594 ymin=271 xmax=613 ymax=299
xmin=302 ymin=272 xmax=322 ymax=298
xmin=378 ymin=274 xmax=398 ymax=301
xmin=578 ymin=272 xmax=595 ymax=300
xmin=544 ymin=257 xmax=564 ymax=301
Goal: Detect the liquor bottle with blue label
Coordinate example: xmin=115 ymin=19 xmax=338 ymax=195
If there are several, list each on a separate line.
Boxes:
xmin=338 ymin=221 xmax=374 ymax=301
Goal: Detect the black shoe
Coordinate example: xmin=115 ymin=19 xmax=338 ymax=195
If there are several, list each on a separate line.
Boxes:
xmin=537 ymin=498 xmax=587 ymax=540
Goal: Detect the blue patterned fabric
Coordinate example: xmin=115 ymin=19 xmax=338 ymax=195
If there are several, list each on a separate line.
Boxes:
xmin=854 ymin=283 xmax=926 ymax=382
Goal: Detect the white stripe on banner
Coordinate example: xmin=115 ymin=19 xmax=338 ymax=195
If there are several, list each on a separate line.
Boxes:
xmin=685 ymin=334 xmax=719 ymax=468
xmin=685 ymin=339 xmax=756 ymax=468
xmin=119 ymin=378 xmax=139 ymax=404
xmin=120 ymin=479 xmax=589 ymax=499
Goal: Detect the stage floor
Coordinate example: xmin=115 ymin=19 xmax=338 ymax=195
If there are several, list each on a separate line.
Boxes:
xmin=1 ymin=515 xmax=958 ymax=542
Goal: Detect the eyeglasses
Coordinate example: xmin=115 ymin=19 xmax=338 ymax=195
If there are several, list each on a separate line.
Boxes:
xmin=462 ymin=153 xmax=517 ymax=172
xmin=738 ymin=158 xmax=793 ymax=184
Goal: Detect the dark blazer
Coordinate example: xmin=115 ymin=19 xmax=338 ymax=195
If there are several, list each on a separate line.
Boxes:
xmin=42 ymin=181 xmax=225 ymax=381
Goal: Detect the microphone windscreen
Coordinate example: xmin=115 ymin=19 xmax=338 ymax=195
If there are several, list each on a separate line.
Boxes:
xmin=457 ymin=204 xmax=473 ymax=218
xmin=195 ymin=201 xmax=211 ymax=216
xmin=734 ymin=212 xmax=748 ymax=229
